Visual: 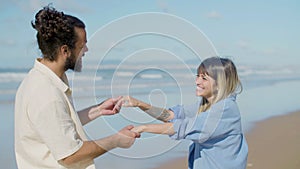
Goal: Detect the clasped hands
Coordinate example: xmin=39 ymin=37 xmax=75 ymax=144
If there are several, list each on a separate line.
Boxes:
xmin=98 ymin=96 xmax=146 ymax=135
xmin=97 ymin=95 xmax=174 ymax=149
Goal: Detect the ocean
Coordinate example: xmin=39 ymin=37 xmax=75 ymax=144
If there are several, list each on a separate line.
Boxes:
xmin=1 ymin=60 xmax=300 ymax=169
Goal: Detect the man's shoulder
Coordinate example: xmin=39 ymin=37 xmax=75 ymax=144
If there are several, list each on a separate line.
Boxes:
xmin=18 ymin=69 xmax=63 ymax=98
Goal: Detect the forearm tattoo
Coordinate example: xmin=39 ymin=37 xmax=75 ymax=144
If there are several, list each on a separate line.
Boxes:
xmin=145 ymin=106 xmax=170 ymax=121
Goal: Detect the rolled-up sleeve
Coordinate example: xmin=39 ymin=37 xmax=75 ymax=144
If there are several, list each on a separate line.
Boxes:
xmin=168 ymin=101 xmax=206 ymax=141
xmin=169 ymin=101 xmax=200 ymax=122
xmin=169 ymin=112 xmax=208 ymax=142
xmin=169 ymin=98 xmax=236 ymax=143
xmin=169 ymin=105 xmax=185 ymax=122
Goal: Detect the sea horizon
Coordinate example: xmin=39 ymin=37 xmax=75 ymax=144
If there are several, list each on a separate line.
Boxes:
xmin=1 ymin=60 xmax=300 ymax=169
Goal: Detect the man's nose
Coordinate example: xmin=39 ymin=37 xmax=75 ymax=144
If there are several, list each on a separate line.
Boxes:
xmin=84 ymin=45 xmax=88 ymax=52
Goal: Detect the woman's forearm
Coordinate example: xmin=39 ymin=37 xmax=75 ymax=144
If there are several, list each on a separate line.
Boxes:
xmin=144 ymin=106 xmax=174 ymax=122
xmin=135 ymin=100 xmax=174 ymax=122
xmin=132 ymin=123 xmax=175 ymax=135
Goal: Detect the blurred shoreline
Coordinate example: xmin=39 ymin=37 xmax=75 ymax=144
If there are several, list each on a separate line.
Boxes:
xmin=152 ymin=110 xmax=300 ymax=169
xmin=2 ymin=66 xmax=300 ymax=169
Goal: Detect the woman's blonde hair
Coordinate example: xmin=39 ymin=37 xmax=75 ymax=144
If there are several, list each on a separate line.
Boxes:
xmin=198 ymin=57 xmax=242 ymax=112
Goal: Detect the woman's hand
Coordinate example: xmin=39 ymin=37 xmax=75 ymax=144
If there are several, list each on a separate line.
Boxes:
xmin=121 ymin=96 xmax=140 ymax=107
xmin=130 ymin=125 xmax=146 ymax=134
xmin=120 ymin=96 xmax=173 ymax=122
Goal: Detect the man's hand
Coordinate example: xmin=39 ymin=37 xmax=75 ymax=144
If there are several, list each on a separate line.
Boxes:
xmin=113 ymin=125 xmax=140 ymax=148
xmin=78 ymin=96 xmax=124 ymax=125
xmin=60 ymin=125 xmax=140 ymax=166
xmin=98 ymin=96 xmax=123 ymax=116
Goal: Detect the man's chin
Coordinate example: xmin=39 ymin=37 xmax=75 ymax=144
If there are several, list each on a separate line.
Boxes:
xmin=73 ymin=63 xmax=82 ymax=72
xmin=73 ymin=67 xmax=82 ymax=72
xmin=69 ymin=65 xmax=82 ymax=72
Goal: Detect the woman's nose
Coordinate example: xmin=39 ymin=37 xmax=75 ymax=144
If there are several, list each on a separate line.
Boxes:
xmin=195 ymin=76 xmax=201 ymax=84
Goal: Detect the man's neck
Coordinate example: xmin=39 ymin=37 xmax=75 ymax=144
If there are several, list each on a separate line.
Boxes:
xmin=39 ymin=58 xmax=65 ymax=78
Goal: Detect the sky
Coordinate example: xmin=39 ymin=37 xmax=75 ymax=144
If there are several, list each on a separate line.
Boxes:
xmin=0 ymin=0 xmax=299 ymax=68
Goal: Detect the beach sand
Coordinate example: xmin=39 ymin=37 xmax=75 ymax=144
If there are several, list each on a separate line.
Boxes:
xmin=153 ymin=111 xmax=300 ymax=169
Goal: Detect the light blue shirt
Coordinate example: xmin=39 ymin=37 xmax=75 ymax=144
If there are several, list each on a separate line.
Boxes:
xmin=169 ymin=94 xmax=248 ymax=169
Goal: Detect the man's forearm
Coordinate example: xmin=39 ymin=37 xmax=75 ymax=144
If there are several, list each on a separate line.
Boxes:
xmin=77 ymin=105 xmax=99 ymax=125
xmin=60 ymin=135 xmax=117 ymax=167
xmin=60 ymin=125 xmax=137 ymax=167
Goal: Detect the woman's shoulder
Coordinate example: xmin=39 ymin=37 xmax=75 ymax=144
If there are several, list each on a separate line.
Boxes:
xmin=210 ymin=94 xmax=239 ymax=112
xmin=221 ymin=94 xmax=237 ymax=104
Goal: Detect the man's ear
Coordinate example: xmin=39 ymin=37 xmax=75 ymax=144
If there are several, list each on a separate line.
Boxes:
xmin=60 ymin=45 xmax=70 ymax=57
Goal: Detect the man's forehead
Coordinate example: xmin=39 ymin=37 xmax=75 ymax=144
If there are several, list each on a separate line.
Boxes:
xmin=75 ymin=27 xmax=87 ymax=42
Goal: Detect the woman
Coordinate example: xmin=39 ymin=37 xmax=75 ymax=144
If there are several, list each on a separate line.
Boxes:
xmin=122 ymin=57 xmax=248 ymax=169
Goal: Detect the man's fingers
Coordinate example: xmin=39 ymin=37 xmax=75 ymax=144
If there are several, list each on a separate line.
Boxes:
xmin=125 ymin=125 xmax=141 ymax=138
xmin=112 ymin=96 xmax=123 ymax=104
xmin=112 ymin=99 xmax=123 ymax=113
xmin=125 ymin=125 xmax=134 ymax=130
xmin=101 ymin=110 xmax=114 ymax=115
xmin=135 ymin=132 xmax=141 ymax=138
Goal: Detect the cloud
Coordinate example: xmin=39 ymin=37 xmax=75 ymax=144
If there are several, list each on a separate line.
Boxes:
xmin=10 ymin=0 xmax=40 ymax=13
xmin=262 ymin=48 xmax=277 ymax=55
xmin=156 ymin=0 xmax=170 ymax=13
xmin=236 ymin=39 xmax=279 ymax=57
xmin=0 ymin=39 xmax=17 ymax=46
xmin=11 ymin=0 xmax=91 ymax=14
xmin=206 ymin=10 xmax=222 ymax=20
xmin=0 ymin=1 xmax=13 ymax=10
xmin=237 ymin=40 xmax=250 ymax=49
xmin=51 ymin=0 xmax=91 ymax=14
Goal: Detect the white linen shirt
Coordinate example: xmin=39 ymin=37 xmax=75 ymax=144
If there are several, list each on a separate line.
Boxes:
xmin=15 ymin=59 xmax=95 ymax=169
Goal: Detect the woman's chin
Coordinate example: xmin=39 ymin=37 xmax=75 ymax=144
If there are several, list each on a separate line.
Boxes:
xmin=195 ymin=91 xmax=202 ymax=97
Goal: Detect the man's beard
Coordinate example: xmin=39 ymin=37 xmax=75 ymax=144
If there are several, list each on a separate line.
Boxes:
xmin=64 ymin=53 xmax=82 ymax=72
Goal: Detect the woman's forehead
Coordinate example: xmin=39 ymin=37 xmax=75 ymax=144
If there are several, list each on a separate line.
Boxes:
xmin=198 ymin=72 xmax=210 ymax=78
xmin=198 ymin=68 xmax=209 ymax=75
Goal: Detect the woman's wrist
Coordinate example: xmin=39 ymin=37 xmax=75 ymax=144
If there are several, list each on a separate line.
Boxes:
xmin=131 ymin=125 xmax=146 ymax=133
xmin=138 ymin=101 xmax=151 ymax=111
xmin=135 ymin=99 xmax=141 ymax=107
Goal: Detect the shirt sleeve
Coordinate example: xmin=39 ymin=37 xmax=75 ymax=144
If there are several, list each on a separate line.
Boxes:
xmin=169 ymin=105 xmax=185 ymax=121
xmin=28 ymin=100 xmax=83 ymax=160
xmin=169 ymin=100 xmax=200 ymax=122
xmin=169 ymin=97 xmax=241 ymax=143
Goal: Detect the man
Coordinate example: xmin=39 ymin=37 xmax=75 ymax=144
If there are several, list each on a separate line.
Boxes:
xmin=14 ymin=6 xmax=139 ymax=169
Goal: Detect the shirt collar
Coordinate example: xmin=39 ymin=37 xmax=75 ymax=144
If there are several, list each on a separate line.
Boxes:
xmin=229 ymin=93 xmax=237 ymax=101
xmin=34 ymin=58 xmax=70 ymax=93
